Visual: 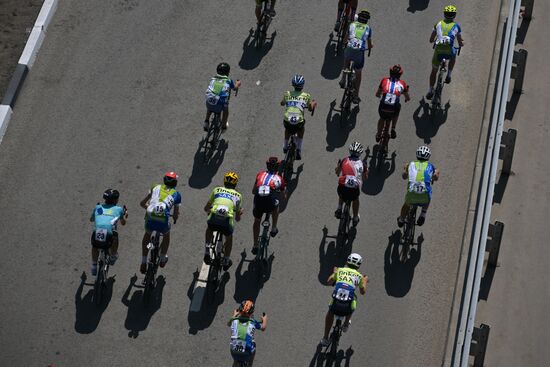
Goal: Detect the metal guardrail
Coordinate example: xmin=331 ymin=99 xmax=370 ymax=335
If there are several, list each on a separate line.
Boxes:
xmin=451 ymin=0 xmax=525 ymax=365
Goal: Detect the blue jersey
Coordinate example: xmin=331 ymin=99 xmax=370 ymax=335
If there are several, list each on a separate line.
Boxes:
xmin=229 ymin=317 xmax=262 ymax=354
xmin=407 ymin=161 xmax=436 ymax=198
xmin=205 ymin=74 xmax=235 ymax=104
xmin=91 ymin=204 xmax=125 ymax=234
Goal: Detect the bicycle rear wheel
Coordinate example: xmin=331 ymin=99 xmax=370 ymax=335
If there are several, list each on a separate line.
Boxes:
xmin=329 ymin=320 xmax=342 ymax=356
xmin=94 ymin=256 xmax=105 ymax=306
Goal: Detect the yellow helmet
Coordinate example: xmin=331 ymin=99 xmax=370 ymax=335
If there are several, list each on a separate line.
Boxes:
xmin=223 ymin=171 xmax=239 ymax=187
xmin=444 ymin=5 xmax=457 ymax=19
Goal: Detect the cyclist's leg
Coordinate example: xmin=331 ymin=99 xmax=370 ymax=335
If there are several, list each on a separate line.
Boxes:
xmin=336 ymin=0 xmax=344 ymax=23
xmin=109 ymin=232 xmax=119 ymax=257
xmin=344 ymin=300 xmax=356 ymax=327
xmin=323 ymin=308 xmax=335 ymax=340
xmin=349 ymin=0 xmax=358 ymax=19
xmin=446 ymin=51 xmax=457 ymax=82
xmin=352 ymin=52 xmax=365 ymax=99
xmin=252 ymin=199 xmax=262 ymax=248
xmin=335 ymin=185 xmax=344 ymax=217
xmin=141 ymin=226 xmax=152 ymax=273
xmin=427 ymin=52 xmax=439 ymax=97
xmin=390 ymin=106 xmax=400 ymax=138
xmin=283 ymin=122 xmax=291 ymax=152
xmin=417 ymin=200 xmax=430 ymax=225
xmin=222 ymin=105 xmax=229 ymax=129
xmin=352 ymin=196 xmax=359 ymax=218
xmin=271 ymin=204 xmax=280 ymax=234
xmin=160 ymin=228 xmax=170 ymax=266
xmin=269 ymin=0 xmax=276 ymax=14
xmin=91 ymin=237 xmax=99 ymax=274
xmin=255 ymin=0 xmax=262 ymax=22
xmin=295 ymin=125 xmax=305 ymax=159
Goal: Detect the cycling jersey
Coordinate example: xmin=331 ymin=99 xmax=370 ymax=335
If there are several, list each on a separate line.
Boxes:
xmin=379 ymin=77 xmax=408 ymax=109
xmin=91 ymin=204 xmax=125 ymax=234
xmin=346 ymin=21 xmax=371 ymax=51
xmin=338 ymin=157 xmax=365 ymax=189
xmin=254 ymin=171 xmax=285 ymax=194
xmin=208 ymin=187 xmax=242 ymax=222
xmin=433 ymin=20 xmax=461 ymax=53
xmin=229 ymin=317 xmax=262 ymax=354
xmin=330 ymin=267 xmax=365 ymax=309
xmin=205 ymin=74 xmax=236 ymax=107
xmin=146 ymin=184 xmax=182 ymax=222
xmin=282 ymin=91 xmax=312 ymax=125
xmin=406 ymin=160 xmax=436 ymax=200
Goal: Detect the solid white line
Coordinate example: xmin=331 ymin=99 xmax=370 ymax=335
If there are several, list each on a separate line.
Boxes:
xmin=0 ymin=105 xmax=14 ymax=143
xmin=189 ymin=262 xmax=211 ymax=312
xmin=18 ymin=27 xmax=45 ymax=68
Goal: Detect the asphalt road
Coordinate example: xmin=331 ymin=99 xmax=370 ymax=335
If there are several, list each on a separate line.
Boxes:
xmin=0 ymin=1 xmax=501 ymax=366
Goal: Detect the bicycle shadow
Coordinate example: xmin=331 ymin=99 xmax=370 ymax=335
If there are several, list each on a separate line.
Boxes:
xmin=309 ymin=343 xmax=354 ymax=367
xmin=362 ymin=147 xmax=396 ymax=196
xmin=188 ymin=138 xmax=228 ymax=189
xmin=413 ymin=98 xmax=450 ymax=144
xmin=384 ymin=231 xmax=423 ymax=297
xmin=234 ymin=249 xmax=274 ymax=303
xmin=279 ymin=164 xmax=303 ymax=213
xmin=326 ymin=100 xmax=359 ymax=152
xmin=238 ymin=28 xmax=277 ymax=70
xmin=187 ymin=269 xmax=230 ymax=334
xmin=318 ymin=226 xmax=351 ymax=285
xmin=407 ymin=0 xmax=430 ymax=13
xmin=74 ymin=272 xmax=114 ymax=334
xmin=122 ymin=274 xmax=165 ymax=338
xmin=321 ymin=33 xmax=345 ymax=80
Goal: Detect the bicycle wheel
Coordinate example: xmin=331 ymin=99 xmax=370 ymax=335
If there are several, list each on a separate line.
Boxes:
xmin=335 ymin=14 xmax=348 ymax=55
xmin=338 ymin=202 xmax=350 ymax=239
xmin=329 ymin=320 xmax=342 ymax=356
xmin=282 ymin=146 xmax=294 ymax=182
xmin=94 ymin=256 xmax=105 ymax=306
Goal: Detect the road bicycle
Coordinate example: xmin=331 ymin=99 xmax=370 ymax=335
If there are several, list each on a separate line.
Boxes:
xmin=401 ymin=204 xmax=420 ymax=262
xmin=255 ymin=0 xmax=273 ymax=49
xmin=334 ymin=1 xmax=353 ymax=55
xmin=280 ymin=109 xmax=314 ymax=182
xmin=255 ymin=212 xmax=271 ymax=271
xmin=142 ymin=228 xmax=163 ymax=303
xmin=430 ymin=45 xmax=461 ymax=113
xmin=203 ymin=88 xmax=238 ymax=161
xmin=337 ymin=198 xmax=352 ymax=241
xmin=375 ymin=120 xmax=391 ymax=171
xmin=323 ymin=314 xmax=347 ymax=358
xmin=93 ymin=237 xmax=112 ymax=306
xmin=339 ymin=60 xmax=356 ymax=126
xmin=206 ymin=229 xmax=227 ymax=299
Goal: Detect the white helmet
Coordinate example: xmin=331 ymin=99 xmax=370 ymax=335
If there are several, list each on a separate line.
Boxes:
xmin=416 ymin=145 xmax=431 ymax=160
xmin=349 ymin=141 xmax=364 ymax=158
xmin=347 ymin=253 xmax=363 ymax=268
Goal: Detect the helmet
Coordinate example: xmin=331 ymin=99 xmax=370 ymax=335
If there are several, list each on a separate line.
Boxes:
xmin=238 ymin=300 xmax=255 ymax=315
xmin=347 ymin=253 xmax=363 ymax=268
xmin=357 ymin=9 xmax=370 ymax=23
xmin=266 ymin=156 xmax=280 ymax=172
xmin=390 ymin=64 xmax=403 ymax=78
xmin=224 ymin=171 xmax=239 ymax=187
xmin=348 ymin=141 xmax=364 ymax=158
xmin=103 ymin=189 xmax=120 ymax=204
xmin=164 ymin=171 xmax=178 ymax=187
xmin=291 ymin=74 xmax=305 ymax=89
xmin=217 ymin=62 xmax=230 ymax=76
xmin=416 ymin=145 xmax=431 ymax=160
xmin=444 ymin=5 xmax=457 ymax=19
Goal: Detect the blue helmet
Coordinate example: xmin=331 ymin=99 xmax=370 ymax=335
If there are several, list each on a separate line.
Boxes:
xmin=291 ymin=74 xmax=305 ymax=88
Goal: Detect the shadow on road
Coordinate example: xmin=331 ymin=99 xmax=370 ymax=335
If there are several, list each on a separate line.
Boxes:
xmin=407 ymin=0 xmax=430 ymax=13
xmin=384 ymin=231 xmax=422 ymax=297
xmin=318 ymin=227 xmax=351 ymax=285
xmin=321 ymin=33 xmax=345 ymax=80
xmin=309 ymin=343 xmax=354 ymax=367
xmin=74 ymin=272 xmax=114 ymax=334
xmin=413 ymin=98 xmax=450 ymax=144
xmin=362 ymin=148 xmax=396 ymax=196
xmin=279 ymin=164 xmax=303 ymax=213
xmin=234 ymin=249 xmax=274 ymax=303
xmin=187 ymin=269 xmax=230 ymax=334
xmin=188 ymin=138 xmax=228 ymax=189
xmin=326 ymin=100 xmax=359 ymax=152
xmin=238 ymin=28 xmax=277 ymax=70
xmin=122 ymin=274 xmax=165 ymax=338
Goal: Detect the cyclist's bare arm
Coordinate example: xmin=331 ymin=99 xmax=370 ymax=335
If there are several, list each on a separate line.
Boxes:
xmin=140 ymin=192 xmax=152 ymax=209
xmin=260 ymin=313 xmax=268 ymax=331
xmin=235 ymin=208 xmax=244 ymax=222
xmin=433 ymin=169 xmax=440 ymax=181
xmin=402 ymin=163 xmax=409 ymax=179
xmin=335 ymin=160 xmax=342 ymax=176
xmin=362 ymin=166 xmax=368 ymax=180
xmin=404 ymin=90 xmax=411 ymax=102
xmin=326 ymin=268 xmax=338 ymax=285
xmin=367 ymin=37 xmax=373 ymax=50
xmin=204 ymin=201 xmax=213 ymax=213
xmin=429 ymin=30 xmax=437 ymax=43
xmin=457 ymin=33 xmax=464 ymax=47
xmin=375 ymin=86 xmax=383 ymax=98
xmin=172 ymin=205 xmax=180 ymax=222
xmin=309 ymin=99 xmax=317 ymax=111
xmin=359 ymin=275 xmax=368 ymax=295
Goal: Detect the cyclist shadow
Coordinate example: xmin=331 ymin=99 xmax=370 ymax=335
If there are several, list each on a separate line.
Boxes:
xmin=413 ymin=98 xmax=450 ymax=144
xmin=384 ymin=231 xmax=423 ymax=297
xmin=362 ymin=147 xmax=396 ymax=196
xmin=407 ymin=0 xmax=430 ymax=13
xmin=122 ymin=274 xmax=165 ymax=338
xmin=318 ymin=226 xmax=352 ymax=285
xmin=321 ymin=33 xmax=345 ymax=80
xmin=74 ymin=271 xmax=114 ymax=334
xmin=279 ymin=164 xmax=303 ymax=213
xmin=326 ymin=100 xmax=360 ymax=152
xmin=234 ymin=249 xmax=274 ymax=303
xmin=309 ymin=343 xmax=354 ymax=367
xmin=187 ymin=269 xmax=230 ymax=334
xmin=188 ymin=138 xmax=228 ymax=189
xmin=238 ymin=28 xmax=277 ymax=70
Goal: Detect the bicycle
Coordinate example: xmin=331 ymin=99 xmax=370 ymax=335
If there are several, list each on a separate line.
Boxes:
xmin=93 ymin=239 xmax=111 ymax=306
xmin=337 ymin=198 xmax=352 ymax=241
xmin=142 ymin=229 xmax=163 ymax=303
xmin=401 ymin=204 xmax=419 ymax=262
xmin=255 ymin=1 xmax=273 ymax=49
xmin=334 ymin=1 xmax=353 ymax=55
xmin=430 ymin=45 xmax=461 ymax=113
xmin=339 ymin=60 xmax=355 ymax=126
xmin=323 ymin=314 xmax=346 ymax=358
xmin=280 ymin=109 xmax=314 ymax=182
xmin=206 ymin=230 xmax=226 ymax=299
xmin=375 ymin=121 xmax=391 ymax=171
xmin=255 ymin=212 xmax=271 ymax=271
xmin=203 ymin=89 xmax=238 ymax=162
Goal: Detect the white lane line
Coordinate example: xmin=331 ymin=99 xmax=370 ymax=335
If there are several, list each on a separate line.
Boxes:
xmin=189 ymin=261 xmax=210 ymax=312
xmin=0 ymin=105 xmax=13 ymax=144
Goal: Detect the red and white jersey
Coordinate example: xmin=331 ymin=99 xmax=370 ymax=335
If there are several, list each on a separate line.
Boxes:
xmin=338 ymin=157 xmax=366 ymax=188
xmin=379 ymin=77 xmax=408 ymax=106
xmin=255 ymin=170 xmax=285 ymax=194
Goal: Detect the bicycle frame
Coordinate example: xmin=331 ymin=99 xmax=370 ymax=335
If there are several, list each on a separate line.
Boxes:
xmin=281 ymin=135 xmax=297 ymax=181
xmin=94 ymin=247 xmax=110 ymax=305
xmin=256 ymin=1 xmax=272 ymax=49
xmin=335 ymin=3 xmax=353 ymax=55
xmin=338 ymin=200 xmax=352 ymax=239
xmin=256 ymin=212 xmax=271 ymax=263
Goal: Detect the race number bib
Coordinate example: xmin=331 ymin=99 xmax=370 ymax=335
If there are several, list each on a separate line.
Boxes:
xmin=147 ymin=202 xmax=167 ymax=218
xmin=215 ymin=205 xmax=230 ymax=217
xmin=409 ymin=182 xmax=426 ymax=194
xmin=334 ymin=287 xmax=352 ymax=302
xmin=288 ymin=112 xmax=301 ymax=125
xmin=206 ymin=93 xmax=220 ymax=105
xmin=437 ymin=36 xmax=451 ymax=45
xmin=384 ymin=93 xmax=397 ymax=105
xmin=258 ymin=185 xmax=271 ymax=197
xmin=349 ymin=39 xmax=362 ymax=49
xmin=344 ymin=175 xmax=360 ymax=189
xmin=231 ymin=340 xmax=247 ymax=353
xmin=95 ymin=228 xmax=108 ymax=242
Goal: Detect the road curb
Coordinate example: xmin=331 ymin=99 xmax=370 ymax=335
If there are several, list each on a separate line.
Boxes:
xmin=0 ymin=105 xmax=14 ymax=144
xmin=441 ymin=0 xmax=508 ymax=366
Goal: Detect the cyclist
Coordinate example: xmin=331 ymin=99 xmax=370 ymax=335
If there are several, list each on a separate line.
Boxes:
xmin=204 ymin=62 xmax=241 ymax=131
xmin=320 ymin=253 xmax=368 ymax=347
xmin=228 ymin=300 xmax=267 ymax=366
xmin=375 ymin=64 xmax=410 ymax=141
xmin=204 ymin=171 xmax=243 ymax=270
xmin=90 ymin=189 xmax=127 ymax=276
xmin=397 ymin=146 xmax=440 ymax=227
xmin=334 ymin=0 xmax=358 ymax=32
xmin=252 ymin=157 xmax=286 ymax=254
xmin=340 ymin=9 xmax=373 ymax=104
xmin=426 ymin=5 xmax=464 ymax=100
xmin=280 ymin=74 xmax=317 ymax=161
xmin=255 ymin=0 xmax=276 ymax=23
xmin=139 ymin=172 xmax=182 ymax=274
xmin=334 ymin=142 xmax=368 ymax=227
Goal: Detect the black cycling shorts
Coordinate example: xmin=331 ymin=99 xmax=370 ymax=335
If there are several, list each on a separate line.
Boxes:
xmin=378 ymin=101 xmax=401 ymax=120
xmin=90 ymin=231 xmax=117 ymax=250
xmin=208 ymin=215 xmax=234 ymax=236
xmin=253 ymin=194 xmax=279 ymax=218
xmin=283 ymin=120 xmax=304 ymax=135
xmin=330 ymin=299 xmax=354 ymax=317
xmin=337 ymin=185 xmax=360 ymax=202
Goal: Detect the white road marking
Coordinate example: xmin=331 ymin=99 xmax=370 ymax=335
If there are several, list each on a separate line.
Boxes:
xmin=189 ymin=261 xmax=210 ymax=312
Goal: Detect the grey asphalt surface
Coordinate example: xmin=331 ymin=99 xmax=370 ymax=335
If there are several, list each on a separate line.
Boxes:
xmin=0 ymin=1 xmax=501 ymax=366
xmin=476 ymin=1 xmax=550 ymax=365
